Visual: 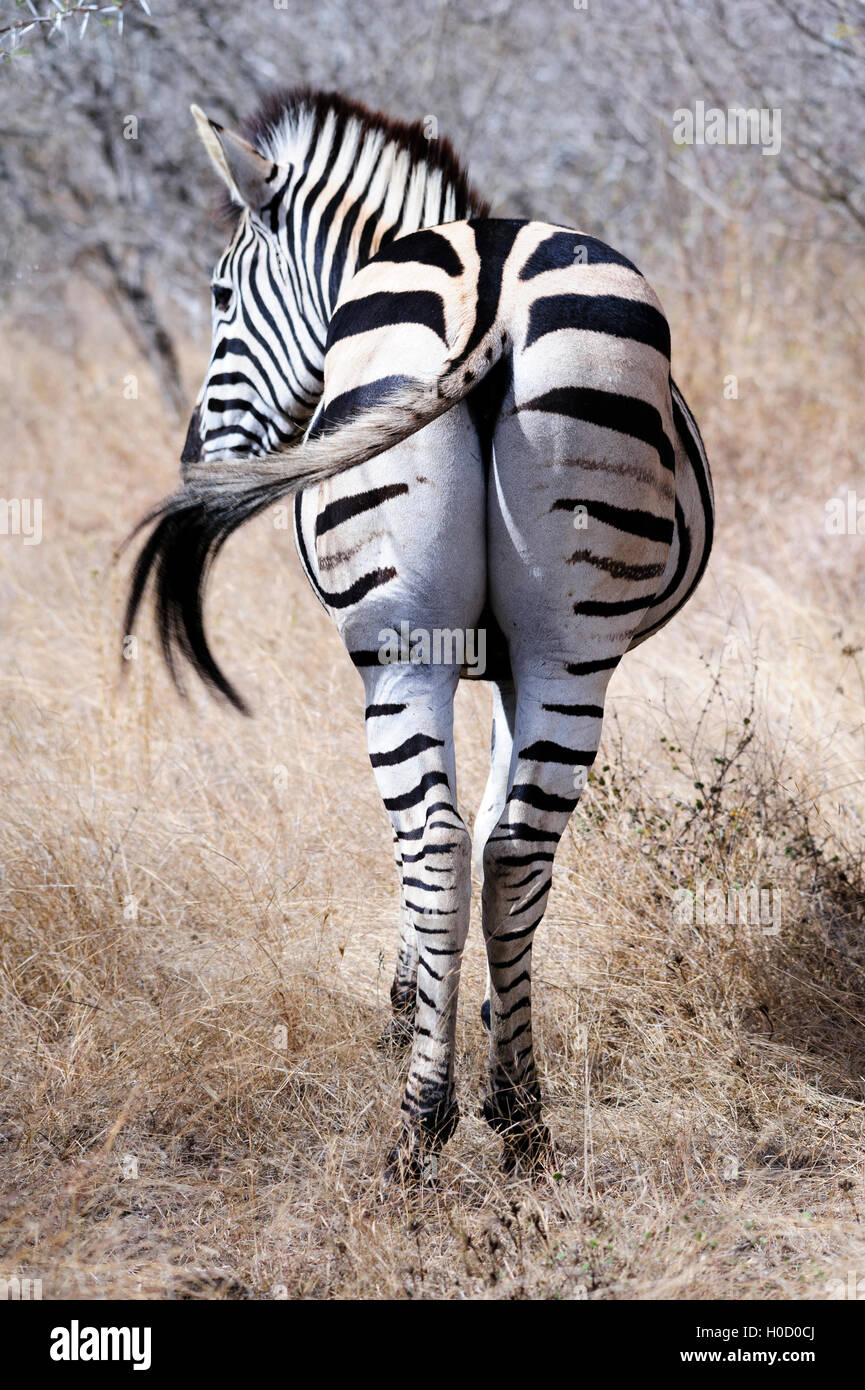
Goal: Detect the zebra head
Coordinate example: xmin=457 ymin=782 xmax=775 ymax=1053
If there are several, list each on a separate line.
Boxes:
xmin=182 ymin=105 xmax=321 ymax=470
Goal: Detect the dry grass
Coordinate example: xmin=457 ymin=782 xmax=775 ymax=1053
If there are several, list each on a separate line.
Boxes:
xmin=1 ymin=249 xmax=865 ymax=1300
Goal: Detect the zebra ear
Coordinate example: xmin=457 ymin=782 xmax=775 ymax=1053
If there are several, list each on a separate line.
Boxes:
xmin=190 ymin=104 xmax=280 ymax=212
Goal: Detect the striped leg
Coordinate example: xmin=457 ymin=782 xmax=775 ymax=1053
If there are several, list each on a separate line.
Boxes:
xmin=480 ymin=669 xmax=612 ymax=1169
xmin=379 ymin=828 xmax=419 ymax=1050
xmin=363 ymin=664 xmax=472 ymax=1179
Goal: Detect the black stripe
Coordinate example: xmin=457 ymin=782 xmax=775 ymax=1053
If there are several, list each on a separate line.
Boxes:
xmin=401 ymin=843 xmax=459 ymax=862
xmin=206 ymin=396 xmax=296 ymax=445
xmin=260 ymin=168 xmax=290 ymax=234
xmin=636 ymin=388 xmax=714 ymax=640
xmin=383 ymin=771 xmax=450 ymax=812
xmin=497 ymin=941 xmax=534 ymax=969
xmin=450 ymin=218 xmax=524 ymax=367
xmin=510 ymin=868 xmax=543 ymax=889
xmin=508 ymin=783 xmax=579 ymax=811
xmin=365 ymin=702 xmax=406 ymax=718
xmin=328 ymin=157 xmax=382 ymax=308
xmin=293 ymin=492 xmax=329 ymax=611
xmin=308 ymin=375 xmax=415 ymax=438
xmin=327 ymin=290 xmax=447 ymax=347
xmin=404 ymin=902 xmax=457 ymax=917
xmin=655 ymin=386 xmax=714 ymax=608
xmin=553 ymin=496 xmax=673 ymax=545
xmin=565 ymin=656 xmax=620 ymax=676
xmin=356 ymin=204 xmax=385 ymax=270
xmin=490 ymin=851 xmax=555 ymax=867
xmin=315 ymin=160 xmax=360 ymax=316
xmin=501 ymin=1020 xmax=531 ymax=1046
xmin=573 ymin=595 xmax=653 ymax=616
xmin=316 ymin=566 xmax=396 ymax=609
xmin=519 ymin=230 xmax=640 ymax=280
xmin=497 ymin=973 xmax=532 ymax=1001
xmin=372 ymin=228 xmax=464 ymax=277
xmin=542 ymin=702 xmax=604 ymax=717
xmin=280 ymin=156 xmax=318 ymax=321
xmin=370 ymin=733 xmax=445 ymax=768
xmin=569 ymin=549 xmax=667 ymax=581
xmin=518 ymin=740 xmax=595 ymax=766
xmin=316 ymin=482 xmax=409 ymax=537
xmin=417 ymin=957 xmax=444 ymax=982
xmin=349 ymin=648 xmax=386 ymax=667
xmin=298 ymin=153 xmax=337 ymax=324
xmin=488 ymin=823 xmax=559 ymax=843
xmin=204 ymin=423 xmax=263 ymax=446
xmin=650 ymin=497 xmax=690 ymax=610
xmin=256 ymin=238 xmax=324 ymax=379
xmin=525 ymin=294 xmax=670 ymax=358
xmin=496 ymin=919 xmax=544 ymax=942
xmin=521 ymin=386 xmax=674 ymax=472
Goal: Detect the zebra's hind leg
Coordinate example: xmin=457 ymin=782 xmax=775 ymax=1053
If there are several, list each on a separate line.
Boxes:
xmin=363 ymin=665 xmax=472 ymax=1184
xmin=471 ymin=678 xmax=516 ymax=1035
xmin=480 ymin=671 xmax=611 ymax=1173
xmin=378 ymin=829 xmax=418 ymax=1052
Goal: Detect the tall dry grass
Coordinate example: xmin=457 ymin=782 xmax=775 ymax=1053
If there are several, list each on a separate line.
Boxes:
xmin=1 ymin=238 xmax=864 ymax=1299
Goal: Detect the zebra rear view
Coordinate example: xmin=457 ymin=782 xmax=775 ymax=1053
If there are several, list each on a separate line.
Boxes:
xmin=125 ymin=88 xmax=713 ymax=1183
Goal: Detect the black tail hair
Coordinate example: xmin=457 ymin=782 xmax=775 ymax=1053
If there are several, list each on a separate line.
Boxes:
xmin=122 ymin=481 xmax=288 ymax=715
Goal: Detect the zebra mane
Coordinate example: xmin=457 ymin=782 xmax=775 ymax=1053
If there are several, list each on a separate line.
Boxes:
xmin=216 ymin=87 xmax=489 ymax=233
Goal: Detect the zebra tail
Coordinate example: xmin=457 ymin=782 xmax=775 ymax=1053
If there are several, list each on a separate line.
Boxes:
xmin=122 ymin=339 xmax=505 ymax=714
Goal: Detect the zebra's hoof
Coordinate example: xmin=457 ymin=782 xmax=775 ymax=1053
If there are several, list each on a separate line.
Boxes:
xmin=481 ymin=1091 xmax=553 ymax=1176
xmin=379 ymin=1142 xmax=440 ymax=1196
xmin=379 ymin=1097 xmax=459 ymax=1194
xmin=500 ymin=1124 xmax=555 ymax=1178
xmin=378 ymin=1014 xmax=414 ymax=1053
xmin=480 ymin=998 xmax=491 ymax=1031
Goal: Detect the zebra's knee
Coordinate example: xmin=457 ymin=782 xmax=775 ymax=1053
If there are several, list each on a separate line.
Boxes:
xmin=481 ymin=829 xmax=553 ymax=894
xmin=420 ymin=812 xmax=471 ymax=865
xmin=480 ymin=823 xmax=560 ymax=949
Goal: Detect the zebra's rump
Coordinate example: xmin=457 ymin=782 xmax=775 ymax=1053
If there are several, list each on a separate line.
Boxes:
xmin=299 ymin=220 xmax=712 ymax=681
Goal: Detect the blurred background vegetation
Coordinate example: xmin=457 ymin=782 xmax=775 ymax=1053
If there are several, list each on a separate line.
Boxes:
xmin=2 ymin=0 xmax=863 ymax=412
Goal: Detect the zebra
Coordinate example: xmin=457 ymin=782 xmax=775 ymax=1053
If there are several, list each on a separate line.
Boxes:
xmin=125 ymin=88 xmax=713 ymax=1181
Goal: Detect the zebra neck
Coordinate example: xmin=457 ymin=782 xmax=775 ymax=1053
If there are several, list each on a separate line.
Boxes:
xmin=277 ymin=124 xmax=476 ymax=327
xmin=298 ymin=157 xmax=469 ymax=331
